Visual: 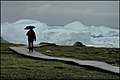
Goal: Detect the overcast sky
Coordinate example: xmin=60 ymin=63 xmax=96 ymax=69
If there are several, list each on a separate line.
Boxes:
xmin=1 ymin=1 xmax=119 ymax=29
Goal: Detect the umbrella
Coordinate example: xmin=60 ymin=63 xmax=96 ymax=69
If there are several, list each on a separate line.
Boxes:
xmin=24 ymin=26 xmax=36 ymax=30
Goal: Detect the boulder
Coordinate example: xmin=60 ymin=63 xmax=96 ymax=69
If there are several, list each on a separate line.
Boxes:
xmin=39 ymin=42 xmax=57 ymax=46
xmin=73 ymin=42 xmax=86 ymax=47
xmin=46 ymin=50 xmax=51 ymax=53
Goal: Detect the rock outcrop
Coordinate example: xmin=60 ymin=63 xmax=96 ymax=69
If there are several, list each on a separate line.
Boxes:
xmin=73 ymin=42 xmax=86 ymax=47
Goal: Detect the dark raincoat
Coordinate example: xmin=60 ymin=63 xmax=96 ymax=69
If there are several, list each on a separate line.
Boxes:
xmin=26 ymin=29 xmax=36 ymax=42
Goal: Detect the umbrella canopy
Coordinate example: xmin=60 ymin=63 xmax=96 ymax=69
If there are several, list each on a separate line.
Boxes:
xmin=24 ymin=26 xmax=36 ymax=30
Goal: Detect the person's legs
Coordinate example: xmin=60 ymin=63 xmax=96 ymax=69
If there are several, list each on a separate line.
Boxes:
xmin=28 ymin=41 xmax=34 ymax=52
xmin=32 ymin=41 xmax=33 ymax=52
xmin=28 ymin=41 xmax=31 ymax=52
xmin=30 ymin=42 xmax=33 ymax=52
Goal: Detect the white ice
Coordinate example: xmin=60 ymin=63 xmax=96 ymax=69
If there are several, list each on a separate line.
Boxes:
xmin=1 ymin=19 xmax=119 ymax=48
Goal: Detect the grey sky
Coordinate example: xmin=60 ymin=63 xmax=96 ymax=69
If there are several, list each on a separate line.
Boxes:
xmin=1 ymin=1 xmax=119 ymax=29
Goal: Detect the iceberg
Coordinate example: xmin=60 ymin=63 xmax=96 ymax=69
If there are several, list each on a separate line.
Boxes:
xmin=1 ymin=19 xmax=119 ymax=48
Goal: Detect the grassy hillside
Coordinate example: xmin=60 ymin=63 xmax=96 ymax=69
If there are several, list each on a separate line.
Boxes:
xmin=35 ymin=45 xmax=120 ymax=67
xmin=1 ymin=43 xmax=119 ymax=79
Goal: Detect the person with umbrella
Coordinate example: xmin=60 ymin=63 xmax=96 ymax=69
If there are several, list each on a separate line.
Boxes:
xmin=25 ymin=26 xmax=36 ymax=52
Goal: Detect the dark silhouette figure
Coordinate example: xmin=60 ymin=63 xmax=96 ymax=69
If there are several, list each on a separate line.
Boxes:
xmin=26 ymin=29 xmax=36 ymax=52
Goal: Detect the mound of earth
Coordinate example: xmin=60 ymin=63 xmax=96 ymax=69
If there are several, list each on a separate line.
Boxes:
xmin=39 ymin=42 xmax=57 ymax=46
xmin=73 ymin=42 xmax=86 ymax=47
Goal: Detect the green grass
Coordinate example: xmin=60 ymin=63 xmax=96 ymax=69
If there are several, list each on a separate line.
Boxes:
xmin=1 ymin=43 xmax=25 ymax=51
xmin=1 ymin=43 xmax=119 ymax=79
xmin=35 ymin=45 xmax=120 ymax=67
